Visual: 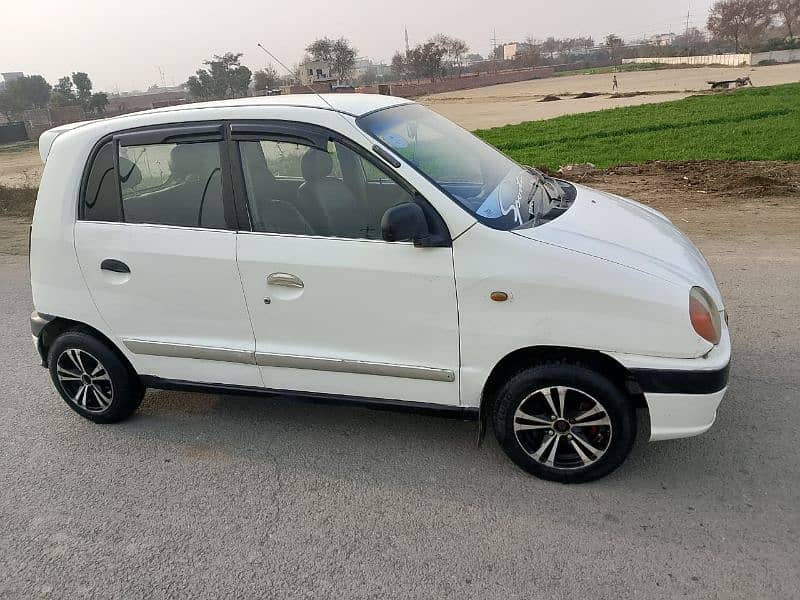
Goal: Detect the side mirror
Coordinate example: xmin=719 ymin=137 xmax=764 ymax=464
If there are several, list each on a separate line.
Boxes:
xmin=381 ymin=202 xmax=430 ymax=244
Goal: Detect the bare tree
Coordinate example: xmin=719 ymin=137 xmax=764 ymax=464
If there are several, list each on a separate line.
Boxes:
xmin=707 ymin=0 xmax=773 ymax=51
xmin=253 ymin=64 xmax=279 ymax=92
xmin=331 ymin=38 xmax=357 ymax=82
xmin=604 ymin=34 xmax=625 ymax=64
xmin=774 ymin=0 xmax=800 ymax=37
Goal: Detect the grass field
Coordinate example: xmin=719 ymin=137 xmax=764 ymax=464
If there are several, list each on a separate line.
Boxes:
xmin=474 ymin=83 xmax=800 ymax=170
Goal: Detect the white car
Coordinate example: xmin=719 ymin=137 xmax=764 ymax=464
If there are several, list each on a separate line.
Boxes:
xmin=29 ymin=94 xmax=730 ymax=482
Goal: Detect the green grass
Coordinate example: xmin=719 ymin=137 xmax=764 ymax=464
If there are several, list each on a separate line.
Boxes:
xmin=475 ymin=83 xmax=800 ymax=170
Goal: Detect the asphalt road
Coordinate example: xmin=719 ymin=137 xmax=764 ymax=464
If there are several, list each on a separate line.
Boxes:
xmin=1 ymin=240 xmax=798 ymax=599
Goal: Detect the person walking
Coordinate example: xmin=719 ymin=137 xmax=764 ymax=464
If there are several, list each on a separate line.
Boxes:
xmin=612 ymin=74 xmax=619 ymax=92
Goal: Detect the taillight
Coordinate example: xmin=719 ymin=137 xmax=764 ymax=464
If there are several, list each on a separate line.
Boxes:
xmin=689 ymin=287 xmax=721 ymax=345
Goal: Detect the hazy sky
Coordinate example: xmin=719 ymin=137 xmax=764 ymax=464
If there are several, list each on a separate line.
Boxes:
xmin=1 ymin=0 xmax=714 ymax=93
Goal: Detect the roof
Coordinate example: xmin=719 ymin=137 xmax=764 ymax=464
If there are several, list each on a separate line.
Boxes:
xmin=37 ymin=93 xmax=413 ymax=163
xmin=139 ymin=93 xmax=411 ymax=118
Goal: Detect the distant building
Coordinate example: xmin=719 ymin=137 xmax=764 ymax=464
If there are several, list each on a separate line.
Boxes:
xmin=352 ymin=57 xmax=391 ymax=80
xmin=464 ymin=53 xmax=484 ymax=66
xmin=0 ymin=71 xmax=24 ymax=92
xmin=300 ymin=60 xmax=336 ymax=85
xmin=650 ymin=33 xmax=677 ymax=47
xmin=502 ymin=42 xmax=533 ymax=61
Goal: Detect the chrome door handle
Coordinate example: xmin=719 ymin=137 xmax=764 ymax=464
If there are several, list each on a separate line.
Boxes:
xmin=267 ymin=272 xmax=304 ymax=288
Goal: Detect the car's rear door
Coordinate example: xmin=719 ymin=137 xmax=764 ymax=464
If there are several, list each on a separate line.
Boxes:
xmin=230 ymin=122 xmax=461 ymax=406
xmin=73 ymin=123 xmax=260 ymax=387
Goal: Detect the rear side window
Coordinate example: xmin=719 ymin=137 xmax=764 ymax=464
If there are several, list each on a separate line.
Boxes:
xmin=82 ymin=139 xmax=227 ymax=229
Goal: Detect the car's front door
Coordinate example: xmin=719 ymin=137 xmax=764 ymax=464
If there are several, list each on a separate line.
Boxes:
xmin=74 ymin=124 xmax=260 ymax=388
xmin=231 ymin=123 xmax=461 ymax=405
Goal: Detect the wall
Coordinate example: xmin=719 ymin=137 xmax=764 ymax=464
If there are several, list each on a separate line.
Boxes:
xmin=357 ymin=67 xmax=556 ymax=98
xmin=0 ymin=122 xmax=28 ymax=144
xmin=623 ymin=54 xmax=752 ymax=66
xmin=751 ymin=48 xmax=800 ymax=64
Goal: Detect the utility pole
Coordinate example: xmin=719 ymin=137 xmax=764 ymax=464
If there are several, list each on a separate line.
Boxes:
xmin=404 ymin=27 xmax=410 ymax=55
xmin=685 ymin=1 xmax=691 ymax=56
xmin=491 ymin=28 xmax=498 ymax=73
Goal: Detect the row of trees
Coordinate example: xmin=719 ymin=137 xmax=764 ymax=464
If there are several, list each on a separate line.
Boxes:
xmin=708 ymin=0 xmax=800 ymax=52
xmin=390 ymin=35 xmax=470 ymax=82
xmin=0 ymin=72 xmax=108 ymax=122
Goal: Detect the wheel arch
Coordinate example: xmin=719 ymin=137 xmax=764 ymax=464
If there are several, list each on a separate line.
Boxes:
xmin=478 ymin=345 xmax=646 ymax=441
xmin=37 ymin=316 xmax=138 ymax=379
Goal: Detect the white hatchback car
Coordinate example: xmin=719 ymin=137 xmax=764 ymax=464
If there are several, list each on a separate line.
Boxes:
xmin=30 ymin=94 xmax=730 ymax=482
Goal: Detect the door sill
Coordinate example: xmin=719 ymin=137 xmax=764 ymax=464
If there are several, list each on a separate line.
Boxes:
xmin=140 ymin=375 xmax=478 ymax=420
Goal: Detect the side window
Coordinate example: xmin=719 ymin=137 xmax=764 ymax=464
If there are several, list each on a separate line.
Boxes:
xmin=119 ymin=142 xmax=226 ymax=229
xmin=82 ymin=139 xmax=228 ymax=230
xmin=239 ymin=138 xmax=414 ymax=240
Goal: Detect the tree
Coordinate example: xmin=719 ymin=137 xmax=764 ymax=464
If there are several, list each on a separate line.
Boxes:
xmin=0 ymin=91 xmax=24 ymax=121
xmin=430 ymin=34 xmax=469 ymax=74
xmin=50 ymin=76 xmax=77 ymax=107
xmin=407 ymin=41 xmax=447 ymax=82
xmin=2 ymin=75 xmax=51 ymax=114
xmin=707 ymin=0 xmax=773 ymax=51
xmin=88 ymin=92 xmax=109 ymax=114
xmin=253 ymin=64 xmax=279 ymax=92
xmin=775 ymin=0 xmax=800 ymax=37
xmin=391 ymin=51 xmax=407 ymax=81
xmin=72 ymin=72 xmax=93 ymax=110
xmin=305 ymin=37 xmax=335 ymax=63
xmin=604 ymin=34 xmax=625 ymax=64
xmin=186 ymin=52 xmax=252 ymax=100
xmin=331 ymin=38 xmax=357 ymax=82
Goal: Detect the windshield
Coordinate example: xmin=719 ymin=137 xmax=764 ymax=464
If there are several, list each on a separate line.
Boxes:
xmin=357 ymin=103 xmax=543 ymax=230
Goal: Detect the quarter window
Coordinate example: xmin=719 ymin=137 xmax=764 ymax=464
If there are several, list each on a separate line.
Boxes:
xmin=82 ymin=139 xmax=228 ymax=229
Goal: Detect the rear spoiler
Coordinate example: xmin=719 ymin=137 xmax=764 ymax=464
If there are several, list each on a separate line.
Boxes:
xmin=38 ymin=121 xmax=91 ymax=163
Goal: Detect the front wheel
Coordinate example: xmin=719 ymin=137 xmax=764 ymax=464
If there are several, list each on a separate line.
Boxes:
xmin=492 ymin=362 xmax=637 ymax=483
xmin=48 ymin=330 xmax=144 ymax=423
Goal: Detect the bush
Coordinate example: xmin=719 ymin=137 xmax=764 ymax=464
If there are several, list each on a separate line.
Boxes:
xmin=0 ymin=185 xmax=38 ymax=218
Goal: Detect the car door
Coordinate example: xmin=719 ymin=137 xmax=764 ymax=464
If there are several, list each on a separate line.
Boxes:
xmin=231 ymin=122 xmax=461 ymax=405
xmin=73 ymin=123 xmax=261 ymax=388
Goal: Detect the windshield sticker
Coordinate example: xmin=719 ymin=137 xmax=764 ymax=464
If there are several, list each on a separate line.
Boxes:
xmin=383 ymin=133 xmax=409 ymax=149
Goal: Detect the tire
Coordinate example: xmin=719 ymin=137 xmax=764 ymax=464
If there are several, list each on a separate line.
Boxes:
xmin=492 ymin=362 xmax=636 ymax=483
xmin=47 ymin=330 xmax=144 ymax=424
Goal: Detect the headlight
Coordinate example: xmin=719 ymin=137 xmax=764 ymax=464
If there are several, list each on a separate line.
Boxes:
xmin=689 ymin=287 xmax=721 ymax=345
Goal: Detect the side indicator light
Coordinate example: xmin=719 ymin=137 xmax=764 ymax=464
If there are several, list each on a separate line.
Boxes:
xmin=490 ymin=291 xmax=509 ymax=302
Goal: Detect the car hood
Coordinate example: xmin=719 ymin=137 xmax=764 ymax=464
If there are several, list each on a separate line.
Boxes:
xmin=513 ymin=184 xmax=723 ymax=307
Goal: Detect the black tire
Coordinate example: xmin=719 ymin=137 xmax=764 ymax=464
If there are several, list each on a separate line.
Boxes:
xmin=47 ymin=330 xmax=144 ymax=424
xmin=492 ymin=362 xmax=636 ymax=483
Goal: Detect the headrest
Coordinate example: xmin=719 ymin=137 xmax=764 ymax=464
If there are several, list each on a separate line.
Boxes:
xmin=301 ymin=148 xmax=333 ymax=182
xmin=170 ymin=143 xmax=218 ymax=180
xmin=118 ymin=157 xmax=142 ymax=189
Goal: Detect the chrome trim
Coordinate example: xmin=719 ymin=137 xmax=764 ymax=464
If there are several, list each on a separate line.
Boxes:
xmin=123 ymin=339 xmax=255 ymax=365
xmin=267 ymin=272 xmax=304 ymax=288
xmin=255 ymin=352 xmax=455 ymax=382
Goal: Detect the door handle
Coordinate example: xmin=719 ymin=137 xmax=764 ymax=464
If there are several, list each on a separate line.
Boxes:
xmin=100 ymin=259 xmax=130 ymax=274
xmin=266 ymin=272 xmax=304 ymax=288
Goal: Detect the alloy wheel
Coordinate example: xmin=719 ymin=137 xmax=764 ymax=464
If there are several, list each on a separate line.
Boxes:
xmin=513 ymin=386 xmax=612 ymax=470
xmin=55 ymin=348 xmax=114 ymax=413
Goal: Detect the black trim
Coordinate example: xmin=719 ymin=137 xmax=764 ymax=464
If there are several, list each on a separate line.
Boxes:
xmin=371 ymin=144 xmax=401 ymax=168
xmin=115 ymin=124 xmax=223 ymax=146
xmin=631 ymin=363 xmax=730 ymax=395
xmin=141 ymin=375 xmax=478 ymax=420
xmin=30 ymin=311 xmax=54 ymax=337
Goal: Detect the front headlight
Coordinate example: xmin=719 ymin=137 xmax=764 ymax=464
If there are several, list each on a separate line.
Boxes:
xmin=689 ymin=286 xmax=721 ymax=345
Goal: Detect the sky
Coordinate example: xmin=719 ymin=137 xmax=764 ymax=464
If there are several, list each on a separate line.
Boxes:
xmin=0 ymin=0 xmax=714 ymax=93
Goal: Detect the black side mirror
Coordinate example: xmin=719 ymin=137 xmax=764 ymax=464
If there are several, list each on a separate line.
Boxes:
xmin=381 ymin=202 xmax=430 ymax=244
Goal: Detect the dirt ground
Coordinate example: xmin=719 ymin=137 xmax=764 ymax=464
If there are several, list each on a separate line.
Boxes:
xmin=422 ymin=62 xmax=800 ymax=129
xmin=0 ymin=142 xmax=41 ymax=188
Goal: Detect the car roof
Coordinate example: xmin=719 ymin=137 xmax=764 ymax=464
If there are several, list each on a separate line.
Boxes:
xmin=38 ymin=93 xmax=413 ymax=163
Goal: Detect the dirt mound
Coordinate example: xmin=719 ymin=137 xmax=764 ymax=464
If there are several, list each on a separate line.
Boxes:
xmin=574 ymin=92 xmax=602 ymax=99
xmin=567 ymin=160 xmax=800 ymax=198
xmin=539 ymin=95 xmax=562 ymax=102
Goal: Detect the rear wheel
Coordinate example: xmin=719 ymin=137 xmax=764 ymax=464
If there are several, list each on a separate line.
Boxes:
xmin=492 ymin=362 xmax=636 ymax=483
xmin=48 ymin=330 xmax=143 ymax=423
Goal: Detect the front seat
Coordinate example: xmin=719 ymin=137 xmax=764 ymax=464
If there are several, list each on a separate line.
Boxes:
xmin=297 ymin=148 xmax=367 ymax=238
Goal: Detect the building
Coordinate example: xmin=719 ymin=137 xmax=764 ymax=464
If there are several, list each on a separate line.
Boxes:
xmin=0 ymin=71 xmax=24 ymax=92
xmin=299 ymin=60 xmax=336 ymax=85
xmin=502 ymin=42 xmax=534 ymax=61
xmin=650 ymin=33 xmax=677 ymax=47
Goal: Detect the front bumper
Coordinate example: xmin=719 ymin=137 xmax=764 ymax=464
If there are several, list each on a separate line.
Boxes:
xmin=611 ymin=326 xmax=731 ymax=441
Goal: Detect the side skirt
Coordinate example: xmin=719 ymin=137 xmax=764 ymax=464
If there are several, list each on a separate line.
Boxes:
xmin=140 ymin=375 xmax=479 ymax=421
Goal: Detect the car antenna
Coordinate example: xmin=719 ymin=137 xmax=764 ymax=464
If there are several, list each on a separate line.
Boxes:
xmin=255 ymin=42 xmax=399 ymax=166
